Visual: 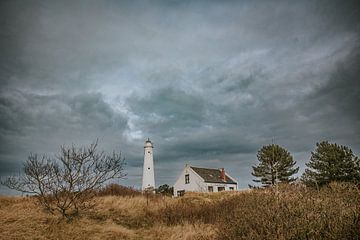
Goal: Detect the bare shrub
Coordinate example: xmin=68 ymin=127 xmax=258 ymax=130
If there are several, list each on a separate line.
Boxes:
xmin=1 ymin=141 xmax=126 ymax=218
xmin=97 ymin=184 xmax=141 ymax=197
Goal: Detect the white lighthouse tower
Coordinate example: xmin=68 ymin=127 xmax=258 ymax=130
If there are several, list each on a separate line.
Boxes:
xmin=142 ymin=138 xmax=155 ymax=191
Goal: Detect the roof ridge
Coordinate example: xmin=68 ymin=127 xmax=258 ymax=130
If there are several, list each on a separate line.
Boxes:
xmin=190 ymin=166 xmax=222 ymax=170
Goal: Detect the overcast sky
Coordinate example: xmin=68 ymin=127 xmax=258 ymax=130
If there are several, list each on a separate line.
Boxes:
xmin=1 ymin=0 xmax=359 ymax=194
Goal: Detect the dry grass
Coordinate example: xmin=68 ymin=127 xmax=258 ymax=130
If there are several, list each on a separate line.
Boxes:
xmin=0 ymin=194 xmax=214 ymax=240
xmin=215 ymin=183 xmax=360 ymax=240
xmin=0 ymin=183 xmax=359 ymax=240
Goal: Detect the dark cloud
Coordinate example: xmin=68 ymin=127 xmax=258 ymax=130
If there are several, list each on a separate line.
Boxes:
xmin=295 ymin=45 xmax=360 ymax=147
xmin=0 ymin=90 xmax=127 ymax=133
xmin=1 ymin=0 xmax=360 ymax=194
xmin=312 ymin=48 xmax=360 ymax=122
xmin=127 ymin=87 xmax=206 ymax=135
xmin=0 ymin=90 xmax=128 ymax=184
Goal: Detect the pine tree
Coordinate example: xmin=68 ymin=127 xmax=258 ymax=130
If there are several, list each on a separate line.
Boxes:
xmin=301 ymin=141 xmax=360 ymax=187
xmin=251 ymin=144 xmax=299 ymax=187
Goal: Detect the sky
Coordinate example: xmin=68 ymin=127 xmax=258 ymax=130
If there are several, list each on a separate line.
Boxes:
xmin=0 ymin=0 xmax=359 ymax=194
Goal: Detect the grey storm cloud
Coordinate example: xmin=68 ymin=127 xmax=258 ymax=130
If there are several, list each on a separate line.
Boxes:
xmin=1 ymin=0 xmax=360 ymax=194
xmin=127 ymin=87 xmax=206 ymax=134
xmin=0 ymin=90 xmax=127 ymax=135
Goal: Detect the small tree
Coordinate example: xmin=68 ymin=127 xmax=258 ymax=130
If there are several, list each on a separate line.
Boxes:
xmin=156 ymin=184 xmax=173 ymax=196
xmin=251 ymin=144 xmax=299 ymax=187
xmin=1 ymin=141 xmax=126 ymax=218
xmin=301 ymin=141 xmax=360 ymax=187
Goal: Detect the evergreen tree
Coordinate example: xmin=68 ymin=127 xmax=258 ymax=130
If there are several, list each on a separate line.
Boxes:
xmin=251 ymin=144 xmax=299 ymax=187
xmin=301 ymin=141 xmax=360 ymax=187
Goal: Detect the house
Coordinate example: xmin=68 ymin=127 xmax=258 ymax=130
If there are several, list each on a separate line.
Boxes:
xmin=173 ymin=164 xmax=238 ymax=197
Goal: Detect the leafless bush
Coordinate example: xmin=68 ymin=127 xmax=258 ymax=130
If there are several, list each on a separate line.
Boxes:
xmin=1 ymin=141 xmax=126 ymax=218
xmin=97 ymin=183 xmax=141 ymax=197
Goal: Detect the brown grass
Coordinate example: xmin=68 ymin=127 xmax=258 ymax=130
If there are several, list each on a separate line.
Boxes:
xmin=0 ymin=183 xmax=359 ymax=240
xmin=215 ymin=183 xmax=360 ymax=240
xmin=0 ymin=194 xmax=213 ymax=240
xmin=96 ymin=184 xmax=142 ymax=197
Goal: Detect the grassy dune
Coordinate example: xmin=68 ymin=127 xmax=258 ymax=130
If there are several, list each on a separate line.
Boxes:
xmin=0 ymin=194 xmax=215 ymax=240
xmin=1 ymin=183 xmax=359 ymax=240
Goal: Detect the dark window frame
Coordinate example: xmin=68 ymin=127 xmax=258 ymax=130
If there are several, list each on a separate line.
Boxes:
xmin=185 ymin=174 xmax=190 ymax=184
xmin=177 ymin=190 xmax=185 ymax=197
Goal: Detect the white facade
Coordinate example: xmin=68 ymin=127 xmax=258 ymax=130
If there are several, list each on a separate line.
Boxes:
xmin=142 ymin=139 xmax=155 ymax=190
xmin=173 ymin=165 xmax=238 ymax=197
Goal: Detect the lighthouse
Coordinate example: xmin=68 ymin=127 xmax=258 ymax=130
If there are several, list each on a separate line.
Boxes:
xmin=142 ymin=138 xmax=155 ymax=191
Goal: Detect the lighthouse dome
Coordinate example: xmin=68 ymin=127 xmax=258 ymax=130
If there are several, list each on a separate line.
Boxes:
xmin=144 ymin=138 xmax=153 ymax=148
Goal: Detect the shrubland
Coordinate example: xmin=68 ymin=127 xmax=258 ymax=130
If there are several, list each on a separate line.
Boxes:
xmin=1 ymin=182 xmax=359 ymax=240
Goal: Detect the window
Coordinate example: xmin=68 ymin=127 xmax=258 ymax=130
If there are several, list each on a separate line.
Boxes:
xmin=208 ymin=186 xmax=213 ymax=192
xmin=217 ymin=187 xmax=225 ymax=192
xmin=185 ymin=174 xmax=190 ymax=184
xmin=229 ymin=187 xmax=234 ymax=191
xmin=177 ymin=190 xmax=185 ymax=197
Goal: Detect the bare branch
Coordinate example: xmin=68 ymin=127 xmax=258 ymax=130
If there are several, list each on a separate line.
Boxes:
xmin=0 ymin=140 xmax=126 ymax=219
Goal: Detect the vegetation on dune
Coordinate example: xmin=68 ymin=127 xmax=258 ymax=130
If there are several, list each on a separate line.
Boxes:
xmin=1 ymin=141 xmax=126 ymax=219
xmin=302 ymin=141 xmax=360 ymax=187
xmin=1 ymin=182 xmax=359 ymax=240
xmin=156 ymin=184 xmax=174 ymax=196
xmin=251 ymin=141 xmax=360 ymax=189
xmin=97 ymin=184 xmax=141 ymax=197
xmin=1 ymin=140 xmax=360 ymax=239
xmin=251 ymin=144 xmax=299 ymax=187
xmin=215 ymin=183 xmax=360 ymax=240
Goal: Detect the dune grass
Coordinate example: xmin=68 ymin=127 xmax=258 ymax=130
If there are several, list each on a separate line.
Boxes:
xmin=0 ymin=194 xmax=214 ymax=240
xmin=0 ymin=183 xmax=359 ymax=240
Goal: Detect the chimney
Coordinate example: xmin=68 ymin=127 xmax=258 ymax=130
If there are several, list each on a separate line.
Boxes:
xmin=220 ymin=168 xmax=226 ymax=182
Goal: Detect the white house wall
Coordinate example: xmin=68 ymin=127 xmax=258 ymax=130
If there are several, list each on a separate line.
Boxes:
xmin=205 ymin=182 xmax=237 ymax=192
xmin=173 ymin=165 xmax=207 ymax=197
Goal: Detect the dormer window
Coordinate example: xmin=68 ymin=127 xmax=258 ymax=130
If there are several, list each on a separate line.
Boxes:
xmin=185 ymin=174 xmax=190 ymax=184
